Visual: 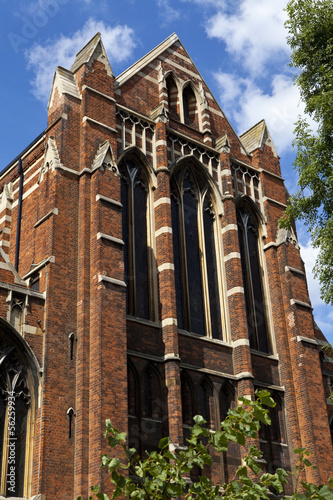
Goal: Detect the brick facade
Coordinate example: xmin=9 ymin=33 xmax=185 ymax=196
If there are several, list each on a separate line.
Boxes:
xmin=0 ymin=32 xmax=332 ymax=499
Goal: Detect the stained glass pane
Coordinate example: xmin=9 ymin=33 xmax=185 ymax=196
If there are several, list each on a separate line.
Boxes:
xmin=134 ymin=179 xmax=150 ymax=320
xmin=203 ymin=199 xmax=222 ymax=339
xmin=183 ymin=189 xmax=205 ymax=334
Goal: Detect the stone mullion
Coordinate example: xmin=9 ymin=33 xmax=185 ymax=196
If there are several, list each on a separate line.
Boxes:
xmin=154 ymin=120 xmax=183 ymax=445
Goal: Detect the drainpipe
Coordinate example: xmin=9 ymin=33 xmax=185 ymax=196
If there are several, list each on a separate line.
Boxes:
xmin=15 ymin=157 xmax=24 ymax=271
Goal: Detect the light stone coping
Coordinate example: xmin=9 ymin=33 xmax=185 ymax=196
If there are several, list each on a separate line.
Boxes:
xmin=97 ymin=274 xmax=126 ymax=287
xmin=222 ymin=223 xmax=238 ymax=234
xmin=161 ymin=317 xmax=177 ymax=328
xmin=157 ymin=263 xmax=175 ymax=273
xmin=159 ymin=55 xmax=202 ymax=81
xmin=224 ymin=252 xmax=240 ymax=262
xmin=154 ymin=197 xmax=171 ymax=208
xmin=1 ymin=227 xmax=11 ymax=234
xmin=227 ymin=286 xmax=244 ymax=297
xmin=232 ymin=338 xmax=250 ymax=348
xmin=0 ymin=215 xmax=12 ymax=224
xmin=263 ymin=241 xmax=278 ymax=251
xmin=96 ymin=194 xmax=123 ymax=208
xmin=97 ymin=233 xmax=124 ymax=246
xmin=0 ymin=240 xmax=10 ymax=247
xmin=137 ymin=71 xmax=158 ymax=84
xmin=262 ymin=196 xmax=287 ymax=208
xmin=23 ymin=324 xmax=38 ymax=334
xmin=259 ymin=168 xmax=284 ymax=181
xmin=250 ymin=350 xmax=279 ymax=361
xmin=155 ymin=226 xmax=172 ymax=238
xmin=235 ymin=371 xmax=254 ymax=380
xmin=82 ymin=85 xmax=116 ymax=102
xmin=257 ymin=381 xmax=285 ymax=392
xmin=290 ymin=298 xmax=312 ymax=309
xmin=0 ymin=281 xmax=45 ymax=300
xmin=23 ymin=255 xmax=55 ymax=280
xmin=164 ymin=353 xmax=181 ymax=362
xmin=285 ymin=265 xmax=305 ymax=275
xmin=82 ymin=116 xmax=117 ymax=133
xmin=155 ymin=139 xmax=167 ymax=147
xmin=34 ymin=208 xmax=58 ymax=228
xmin=297 ymin=335 xmax=318 ymax=345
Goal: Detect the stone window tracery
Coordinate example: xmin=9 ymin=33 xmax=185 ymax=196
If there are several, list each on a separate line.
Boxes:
xmin=237 ymin=204 xmax=270 ymax=353
xmin=120 ymin=157 xmax=155 ymax=321
xmin=171 ymin=163 xmax=224 ymax=340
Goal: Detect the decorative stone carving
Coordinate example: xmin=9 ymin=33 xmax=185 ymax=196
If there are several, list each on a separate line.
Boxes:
xmin=276 ymin=226 xmax=300 ymax=249
xmin=0 ymin=340 xmax=30 ymax=405
xmin=91 ymin=140 xmax=119 ymax=175
xmin=38 ymin=136 xmax=63 ymax=183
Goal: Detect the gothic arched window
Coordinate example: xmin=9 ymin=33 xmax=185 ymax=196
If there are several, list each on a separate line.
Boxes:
xmin=219 ymin=382 xmax=235 ymax=423
xmin=198 ymin=378 xmax=213 ymax=429
xmin=166 ymin=74 xmax=179 ymax=120
xmin=171 ymin=164 xmax=224 ymax=339
xmin=258 ymin=393 xmax=289 ymax=476
xmin=140 ymin=364 xmax=163 ymax=456
xmin=120 ymin=157 xmax=154 ymax=321
xmin=0 ymin=332 xmax=35 ymax=498
xmin=237 ymin=205 xmax=270 ymax=353
xmin=183 ymin=85 xmax=198 ymax=128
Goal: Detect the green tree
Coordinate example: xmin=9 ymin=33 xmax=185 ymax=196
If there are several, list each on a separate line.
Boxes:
xmin=280 ymin=0 xmax=333 ymax=304
xmin=77 ymin=391 xmax=333 ymax=500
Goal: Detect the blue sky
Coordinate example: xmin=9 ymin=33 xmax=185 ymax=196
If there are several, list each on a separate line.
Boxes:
xmin=1 ymin=0 xmax=332 ymax=342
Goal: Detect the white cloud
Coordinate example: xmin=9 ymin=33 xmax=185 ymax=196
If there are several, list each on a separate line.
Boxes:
xmin=25 ymin=18 xmax=136 ymax=102
xmin=157 ymin=0 xmax=181 ymax=25
xmin=206 ymin=0 xmax=289 ymax=75
xmin=213 ymin=71 xmax=306 ymax=154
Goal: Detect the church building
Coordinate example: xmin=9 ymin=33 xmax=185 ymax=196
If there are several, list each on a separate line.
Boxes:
xmin=0 ymin=33 xmax=332 ymax=499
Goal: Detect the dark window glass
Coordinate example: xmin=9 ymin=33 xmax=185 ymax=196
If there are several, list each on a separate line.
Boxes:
xmin=171 ymin=187 xmax=184 ymax=330
xmin=183 ymin=86 xmax=197 ymax=127
xmin=237 ymin=209 xmax=269 ymax=353
xmin=181 ymin=374 xmax=193 ymax=426
xmin=199 ymin=381 xmax=211 ymax=427
xmin=134 ymin=178 xmax=150 ymax=320
xmin=128 ymin=366 xmax=136 ymax=417
xmin=219 ymin=383 xmax=234 ymax=423
xmin=204 ymin=197 xmax=222 ymax=340
xmin=166 ymin=76 xmax=179 ymax=120
xmin=184 ymin=188 xmax=205 ymax=334
xmin=120 ymin=160 xmax=150 ymax=320
xmin=171 ymin=166 xmax=223 ymax=339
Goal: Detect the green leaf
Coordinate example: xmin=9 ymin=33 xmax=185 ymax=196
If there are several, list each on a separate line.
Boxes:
xmin=158 ymin=436 xmax=170 ymax=450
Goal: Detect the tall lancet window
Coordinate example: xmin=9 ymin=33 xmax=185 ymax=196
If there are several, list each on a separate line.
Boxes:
xmin=171 ymin=164 xmax=223 ymax=339
xmin=120 ymin=158 xmax=152 ymax=320
xmin=237 ymin=206 xmax=270 ymax=353
xmin=0 ymin=339 xmax=31 ymax=497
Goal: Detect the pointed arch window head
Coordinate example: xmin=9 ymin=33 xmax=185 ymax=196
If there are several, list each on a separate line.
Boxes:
xmin=237 ymin=206 xmax=270 ymax=353
xmin=171 ymin=163 xmax=224 ymax=340
xmin=120 ymin=158 xmax=154 ymax=321
xmin=166 ymin=74 xmax=179 ymax=120
xmin=183 ymin=85 xmax=198 ymax=128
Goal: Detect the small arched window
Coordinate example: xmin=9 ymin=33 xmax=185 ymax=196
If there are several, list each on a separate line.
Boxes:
xmin=183 ymin=85 xmax=198 ymax=128
xmin=219 ymin=382 xmax=235 ymax=423
xmin=166 ymin=74 xmax=179 ymax=120
xmin=237 ymin=205 xmax=270 ymax=353
xmin=258 ymin=393 xmax=289 ymax=475
xmin=120 ymin=157 xmax=153 ymax=321
xmin=140 ymin=364 xmax=163 ymax=456
xmin=171 ymin=163 xmax=224 ymax=339
xmin=199 ymin=378 xmax=213 ymax=428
